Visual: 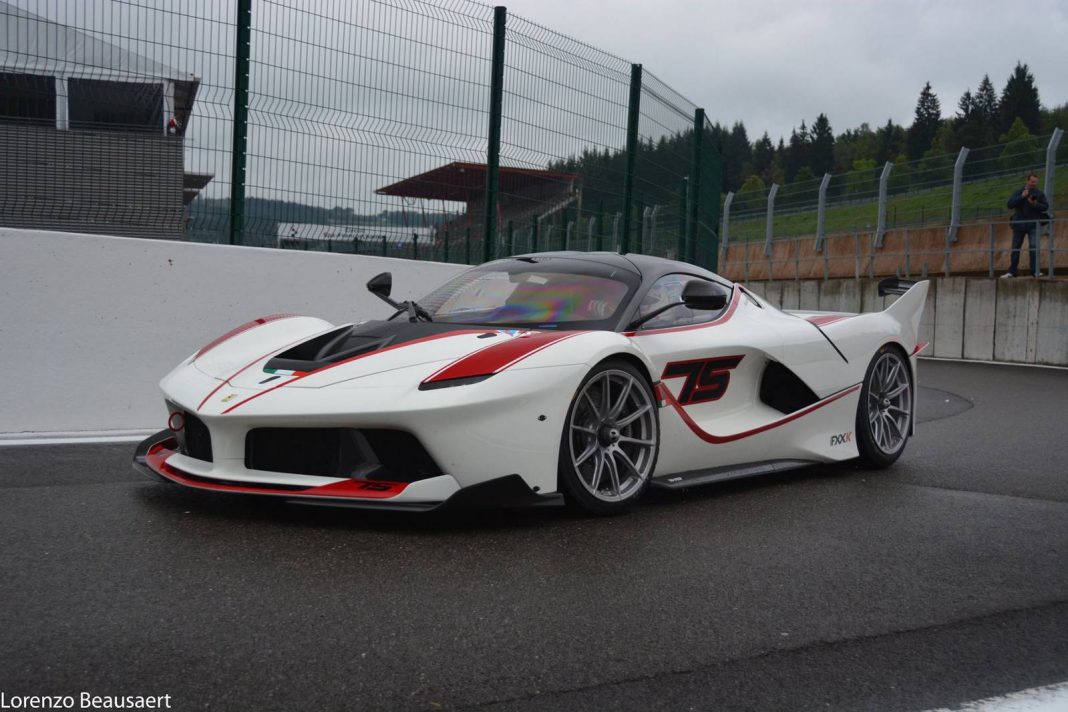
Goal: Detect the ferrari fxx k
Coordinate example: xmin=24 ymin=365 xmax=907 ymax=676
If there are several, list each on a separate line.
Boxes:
xmin=135 ymin=252 xmax=928 ymax=515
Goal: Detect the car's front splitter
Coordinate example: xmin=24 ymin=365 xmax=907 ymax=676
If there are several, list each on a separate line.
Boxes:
xmin=132 ymin=430 xmax=562 ymax=512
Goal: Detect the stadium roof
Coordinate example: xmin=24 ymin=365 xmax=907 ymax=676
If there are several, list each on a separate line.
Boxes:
xmin=376 ymin=162 xmax=579 ymax=202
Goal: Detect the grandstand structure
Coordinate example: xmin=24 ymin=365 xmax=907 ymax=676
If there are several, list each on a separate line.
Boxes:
xmin=0 ymin=1 xmax=212 ymax=239
xmin=376 ymin=162 xmax=581 ymax=250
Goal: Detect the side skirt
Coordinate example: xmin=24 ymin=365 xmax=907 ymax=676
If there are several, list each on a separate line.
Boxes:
xmin=651 ymin=459 xmax=818 ymax=491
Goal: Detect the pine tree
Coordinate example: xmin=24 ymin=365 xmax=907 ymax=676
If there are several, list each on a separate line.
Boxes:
xmin=975 ymin=74 xmax=999 ymax=124
xmin=875 ymin=118 xmax=905 ymax=165
xmin=906 ymin=82 xmax=942 ymax=160
xmin=723 ymin=121 xmax=752 ymax=193
xmin=999 ymin=62 xmax=1041 ymax=134
xmin=785 ymin=121 xmax=810 ymax=181
xmin=956 ymin=90 xmax=976 ymax=123
xmin=809 ymin=113 xmax=835 ymax=176
xmin=752 ymin=132 xmax=775 ymax=182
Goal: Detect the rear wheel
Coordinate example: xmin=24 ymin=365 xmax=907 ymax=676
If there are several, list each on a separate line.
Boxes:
xmin=856 ymin=345 xmax=913 ymax=468
xmin=558 ymin=361 xmax=659 ymax=515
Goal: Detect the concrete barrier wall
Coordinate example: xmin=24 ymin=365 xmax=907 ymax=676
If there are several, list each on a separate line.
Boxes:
xmin=0 ymin=229 xmax=466 ymax=435
xmin=1 ymin=229 xmax=1064 ymax=436
xmin=744 ymin=276 xmax=1067 ymax=368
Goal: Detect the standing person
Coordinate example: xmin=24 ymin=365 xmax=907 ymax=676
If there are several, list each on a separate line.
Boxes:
xmin=1002 ymin=172 xmax=1049 ymax=278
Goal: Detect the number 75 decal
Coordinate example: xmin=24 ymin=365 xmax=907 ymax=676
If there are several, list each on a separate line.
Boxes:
xmin=661 ymin=355 xmax=744 ymax=405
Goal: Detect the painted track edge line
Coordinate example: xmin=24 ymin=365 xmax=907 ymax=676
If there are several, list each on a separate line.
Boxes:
xmin=918 ymin=356 xmax=1068 ymax=371
xmin=0 ymin=430 xmax=155 ymax=446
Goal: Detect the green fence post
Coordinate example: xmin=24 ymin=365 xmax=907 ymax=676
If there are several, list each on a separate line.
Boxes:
xmin=381 ymin=236 xmax=387 ymax=257
xmin=705 ymin=129 xmax=723 ymax=271
xmin=620 ymin=63 xmax=642 ymax=254
xmin=465 ymin=227 xmax=472 ymax=264
xmin=228 ymin=0 xmax=252 ymax=246
xmin=507 ymin=220 xmax=515 ymax=256
xmin=483 ymin=6 xmax=507 ymax=263
xmin=635 ymin=196 xmax=645 ymax=254
xmin=443 ymin=230 xmax=450 ymax=263
xmin=677 ymin=177 xmax=688 ymax=260
xmin=412 ymin=233 xmax=419 ymax=260
xmin=531 ymin=215 xmax=539 ymax=252
xmin=686 ymin=108 xmax=705 ymax=265
xmin=596 ymin=202 xmax=604 ymax=251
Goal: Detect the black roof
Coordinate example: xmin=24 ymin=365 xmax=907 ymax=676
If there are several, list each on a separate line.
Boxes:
xmin=491 ymin=251 xmax=731 ymax=287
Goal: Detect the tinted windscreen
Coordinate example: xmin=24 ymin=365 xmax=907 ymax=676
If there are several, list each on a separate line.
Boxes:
xmin=418 ymin=259 xmax=638 ymax=329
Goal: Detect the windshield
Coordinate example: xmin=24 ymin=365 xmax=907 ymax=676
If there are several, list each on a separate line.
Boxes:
xmin=417 ymin=259 xmax=638 ymax=329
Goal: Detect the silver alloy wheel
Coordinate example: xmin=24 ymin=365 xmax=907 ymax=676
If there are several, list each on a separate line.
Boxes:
xmin=568 ymin=369 xmax=658 ymax=502
xmin=866 ymin=352 xmax=912 ymax=455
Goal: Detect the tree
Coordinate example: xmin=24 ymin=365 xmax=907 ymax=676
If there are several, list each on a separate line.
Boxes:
xmin=999 ymin=62 xmax=1041 ymax=135
xmin=907 ymin=82 xmax=942 ymax=160
xmin=792 ymin=166 xmax=816 ymax=184
xmin=785 ymin=121 xmax=810 ymax=181
xmin=956 ymin=89 xmax=976 ymax=123
xmin=929 ymin=123 xmax=961 ymax=156
xmin=752 ymin=132 xmax=775 ymax=183
xmin=733 ymin=174 xmax=766 ymax=213
xmin=809 ymin=113 xmax=835 ymax=176
xmin=975 ymin=74 xmax=999 ymax=125
xmin=846 ymin=158 xmax=878 ymax=198
xmin=723 ymin=121 xmax=752 ymax=193
xmin=874 ymin=118 xmax=905 ymax=165
xmin=997 ymin=117 xmax=1041 ymax=171
xmin=1041 ymin=102 xmax=1068 ymax=135
xmin=833 ymin=123 xmax=876 ymax=175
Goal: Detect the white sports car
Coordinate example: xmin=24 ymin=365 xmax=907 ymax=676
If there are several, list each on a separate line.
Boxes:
xmin=134 ymin=252 xmax=929 ymax=515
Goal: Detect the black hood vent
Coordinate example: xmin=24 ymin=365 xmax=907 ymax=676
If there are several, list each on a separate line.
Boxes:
xmin=264 ymin=321 xmax=473 ymax=374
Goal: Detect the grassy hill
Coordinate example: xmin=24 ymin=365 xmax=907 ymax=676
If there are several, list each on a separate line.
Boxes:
xmin=726 ymin=165 xmax=1065 ymax=242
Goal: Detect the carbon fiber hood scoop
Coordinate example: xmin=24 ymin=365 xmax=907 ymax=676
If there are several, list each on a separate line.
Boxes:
xmin=264 ymin=320 xmax=471 ymax=373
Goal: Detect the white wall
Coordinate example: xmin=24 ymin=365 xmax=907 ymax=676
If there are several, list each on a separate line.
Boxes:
xmin=0 ymin=229 xmax=465 ymax=435
xmin=744 ymin=277 xmax=1068 ymax=369
xmin=3 ymin=229 xmax=1064 ymax=437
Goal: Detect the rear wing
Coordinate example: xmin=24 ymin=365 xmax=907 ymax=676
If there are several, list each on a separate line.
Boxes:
xmin=883 ymin=280 xmax=929 ymax=344
xmin=878 ymin=277 xmax=916 ymax=296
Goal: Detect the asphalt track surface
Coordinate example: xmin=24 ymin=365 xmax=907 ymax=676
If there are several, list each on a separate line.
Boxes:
xmin=1 ymin=360 xmax=1066 ymax=711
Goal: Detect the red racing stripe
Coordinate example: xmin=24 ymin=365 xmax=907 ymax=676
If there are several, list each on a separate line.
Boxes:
xmin=624 ymin=286 xmax=740 ymax=337
xmin=146 ymin=442 xmax=409 ymax=499
xmin=805 ymin=314 xmax=850 ymax=327
xmin=195 ymin=313 xmax=299 ymax=359
xmin=196 ymin=326 xmax=338 ymax=411
xmin=660 ymin=382 xmax=861 ymax=444
xmin=221 ymin=329 xmax=480 ymax=414
xmin=421 ymin=331 xmax=581 ymax=385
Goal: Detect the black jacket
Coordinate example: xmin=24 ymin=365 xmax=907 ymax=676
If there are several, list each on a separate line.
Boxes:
xmin=1007 ymin=186 xmax=1049 ymax=227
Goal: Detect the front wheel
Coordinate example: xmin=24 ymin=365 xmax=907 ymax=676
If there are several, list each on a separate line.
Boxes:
xmin=855 ymin=345 xmax=913 ymax=469
xmin=558 ymin=361 xmax=659 ymax=515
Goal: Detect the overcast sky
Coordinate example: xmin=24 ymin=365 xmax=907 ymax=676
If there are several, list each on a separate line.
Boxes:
xmin=499 ymin=0 xmax=1068 ymax=142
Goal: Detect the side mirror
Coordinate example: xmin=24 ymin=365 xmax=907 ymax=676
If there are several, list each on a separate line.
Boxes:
xmin=682 ymin=281 xmax=727 ymax=311
xmin=366 ymin=272 xmax=393 ymax=298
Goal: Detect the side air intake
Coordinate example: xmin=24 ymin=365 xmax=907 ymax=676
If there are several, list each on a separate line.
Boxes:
xmin=760 ymin=361 xmax=819 ymax=415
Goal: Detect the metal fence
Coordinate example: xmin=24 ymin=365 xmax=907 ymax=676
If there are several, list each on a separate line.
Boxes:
xmin=723 ymin=128 xmax=1066 ymax=251
xmin=1 ymin=0 xmax=722 ymax=268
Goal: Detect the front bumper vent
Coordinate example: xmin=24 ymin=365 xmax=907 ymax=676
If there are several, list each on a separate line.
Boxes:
xmin=245 ymin=428 xmax=442 ymax=483
xmin=167 ymin=404 xmax=213 ymax=463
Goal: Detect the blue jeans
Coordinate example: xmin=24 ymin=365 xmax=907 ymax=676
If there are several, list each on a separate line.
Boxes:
xmin=1009 ymin=223 xmax=1039 ymax=276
